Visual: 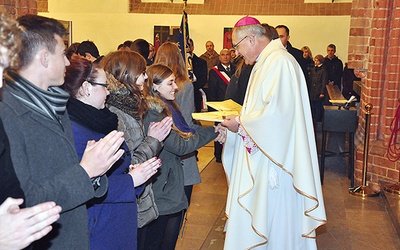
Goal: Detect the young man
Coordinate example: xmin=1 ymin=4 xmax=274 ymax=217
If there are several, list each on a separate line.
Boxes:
xmin=0 ymin=14 xmax=125 ymax=249
xmin=325 ymin=43 xmax=344 ymax=90
xmin=0 ymin=12 xmax=61 ymax=250
xmin=222 ymin=16 xmax=326 ymax=249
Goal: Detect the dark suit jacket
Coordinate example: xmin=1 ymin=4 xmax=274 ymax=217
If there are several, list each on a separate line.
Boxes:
xmin=208 ymin=63 xmax=236 ymax=105
xmin=225 ymin=64 xmax=254 ymax=105
xmin=191 ymin=54 xmax=208 ymax=112
xmin=287 ymin=41 xmax=307 ymax=78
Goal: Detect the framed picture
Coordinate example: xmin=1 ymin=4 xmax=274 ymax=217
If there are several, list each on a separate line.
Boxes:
xmin=153 ymin=25 xmax=181 ymax=53
xmin=223 ymin=27 xmax=233 ymax=49
xmin=58 ymin=19 xmax=72 ymax=47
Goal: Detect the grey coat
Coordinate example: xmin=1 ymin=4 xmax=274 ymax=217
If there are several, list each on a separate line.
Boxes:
xmin=0 ymin=88 xmax=106 ymax=249
xmin=143 ymin=96 xmax=217 ymax=215
xmin=108 ymin=105 xmax=162 ymax=165
xmin=175 ymin=81 xmax=202 ymax=186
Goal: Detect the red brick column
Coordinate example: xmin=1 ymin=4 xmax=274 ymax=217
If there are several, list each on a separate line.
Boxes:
xmin=348 ymin=0 xmax=400 ymax=190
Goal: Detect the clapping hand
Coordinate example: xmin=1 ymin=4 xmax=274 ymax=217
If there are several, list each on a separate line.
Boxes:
xmin=81 ymin=130 xmax=125 ymax=178
xmin=0 ymin=198 xmax=61 ymax=249
xmin=128 ymin=157 xmax=162 ymax=187
xmin=147 ymin=117 xmax=173 ymax=142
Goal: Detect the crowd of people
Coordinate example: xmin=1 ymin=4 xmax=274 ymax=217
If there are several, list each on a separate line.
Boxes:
xmin=0 ymin=13 xmax=225 ymax=250
xmin=0 ymin=12 xmax=330 ymax=250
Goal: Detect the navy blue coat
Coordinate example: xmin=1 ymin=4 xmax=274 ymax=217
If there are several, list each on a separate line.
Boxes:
xmin=70 ymin=119 xmax=144 ymax=250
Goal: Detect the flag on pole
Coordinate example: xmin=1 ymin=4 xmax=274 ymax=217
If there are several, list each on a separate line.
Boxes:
xmin=178 ymin=10 xmax=193 ymax=80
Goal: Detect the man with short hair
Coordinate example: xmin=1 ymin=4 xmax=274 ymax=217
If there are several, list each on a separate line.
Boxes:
xmin=200 ymin=40 xmax=219 ymax=73
xmin=221 ymin=16 xmax=326 ymax=249
xmin=0 ymin=14 xmax=125 ymax=249
xmin=77 ymin=40 xmax=100 ymax=62
xmin=325 ymin=43 xmax=344 ymax=90
xmin=208 ymin=48 xmax=236 ymax=163
xmin=208 ymin=49 xmax=235 ymax=103
xmin=275 ymin=25 xmax=307 ymax=77
xmin=130 ymin=38 xmax=152 ymax=65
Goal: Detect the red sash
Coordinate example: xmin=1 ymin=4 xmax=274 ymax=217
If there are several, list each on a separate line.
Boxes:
xmin=212 ymin=66 xmax=230 ymax=85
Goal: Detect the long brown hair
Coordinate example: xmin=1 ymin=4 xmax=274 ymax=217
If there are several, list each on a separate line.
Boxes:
xmin=153 ymin=42 xmax=189 ymax=90
xmin=101 ymin=50 xmax=148 ymax=118
xmin=145 ymin=64 xmax=179 ymax=114
xmin=146 ymin=64 xmax=193 ymax=139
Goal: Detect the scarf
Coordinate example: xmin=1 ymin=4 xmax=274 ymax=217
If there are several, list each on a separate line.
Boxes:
xmin=164 ymin=99 xmax=195 ymax=134
xmin=106 ymin=72 xmax=142 ymax=121
xmin=67 ymin=98 xmax=118 ymax=135
xmin=4 ymin=70 xmax=69 ymax=126
xmin=107 ymin=94 xmax=142 ymax=121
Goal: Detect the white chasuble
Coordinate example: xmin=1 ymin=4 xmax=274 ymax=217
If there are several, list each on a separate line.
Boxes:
xmin=222 ymin=39 xmax=326 ymax=250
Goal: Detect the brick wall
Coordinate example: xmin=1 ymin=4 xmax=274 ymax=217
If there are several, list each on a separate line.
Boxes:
xmin=0 ymin=0 xmax=37 ymax=17
xmin=348 ymin=0 xmax=400 ymax=190
xmin=129 ymin=0 xmax=351 ymax=15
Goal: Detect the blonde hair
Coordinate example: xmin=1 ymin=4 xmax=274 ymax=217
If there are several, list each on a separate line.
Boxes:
xmin=0 ymin=12 xmax=22 ymax=68
xmin=301 ymin=46 xmax=313 ymax=59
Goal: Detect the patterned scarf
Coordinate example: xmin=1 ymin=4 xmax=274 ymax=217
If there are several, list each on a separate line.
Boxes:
xmin=4 ymin=70 xmax=69 ymax=127
xmin=105 ymin=71 xmax=142 ymax=121
xmin=107 ymin=94 xmax=142 ymax=121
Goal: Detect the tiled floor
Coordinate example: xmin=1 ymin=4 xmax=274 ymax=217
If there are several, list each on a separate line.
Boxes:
xmin=175 ymin=149 xmax=400 ymax=250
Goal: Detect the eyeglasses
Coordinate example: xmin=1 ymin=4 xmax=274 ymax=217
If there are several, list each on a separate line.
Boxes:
xmin=87 ymin=81 xmax=108 ymax=88
xmin=84 ymin=62 xmax=108 ymax=88
xmin=232 ymin=35 xmax=248 ymax=50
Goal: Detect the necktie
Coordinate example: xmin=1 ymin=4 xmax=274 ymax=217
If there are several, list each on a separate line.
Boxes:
xmin=227 ymin=66 xmax=230 ymax=72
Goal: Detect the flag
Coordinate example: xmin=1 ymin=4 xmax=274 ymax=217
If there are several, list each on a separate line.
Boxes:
xmin=177 ymin=10 xmax=193 ymax=80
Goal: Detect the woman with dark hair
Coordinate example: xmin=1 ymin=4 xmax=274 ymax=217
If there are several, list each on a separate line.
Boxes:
xmin=63 ymin=55 xmax=162 ymax=249
xmin=141 ymin=63 xmax=225 ymax=250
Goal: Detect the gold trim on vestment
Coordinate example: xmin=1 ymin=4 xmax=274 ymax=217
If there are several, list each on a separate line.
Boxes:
xmin=232 ymin=116 xmax=327 ymax=247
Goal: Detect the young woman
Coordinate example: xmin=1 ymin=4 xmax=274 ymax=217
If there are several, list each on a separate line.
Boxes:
xmin=63 ymin=56 xmax=161 ymax=249
xmin=308 ymin=54 xmax=328 ymax=123
xmin=101 ymin=51 xmax=173 ymax=248
xmin=141 ymin=63 xmax=224 ymax=250
xmin=153 ymin=42 xmax=203 ymax=205
xmin=301 ymin=46 xmax=315 ymax=86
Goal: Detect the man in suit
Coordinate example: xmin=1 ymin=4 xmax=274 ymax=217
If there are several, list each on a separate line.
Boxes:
xmin=208 ymin=48 xmax=236 ymax=163
xmin=188 ymin=39 xmax=208 ymax=112
xmin=275 ymin=25 xmax=307 ymax=77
